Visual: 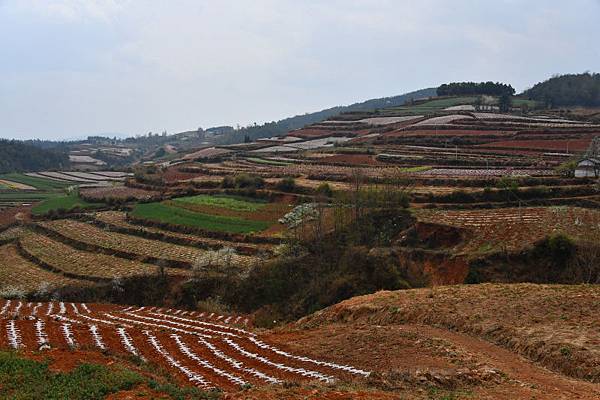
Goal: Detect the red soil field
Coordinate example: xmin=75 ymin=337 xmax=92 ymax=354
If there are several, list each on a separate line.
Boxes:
xmin=0 ymin=206 xmax=30 ymax=228
xmin=383 ymin=129 xmax=514 ymax=138
xmin=163 ymin=165 xmax=206 ymax=183
xmin=0 ymin=300 xmax=369 ymax=392
xmin=476 ymin=139 xmax=591 ymax=152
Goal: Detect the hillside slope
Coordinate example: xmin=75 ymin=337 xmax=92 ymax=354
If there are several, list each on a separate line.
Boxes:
xmin=261 ymin=284 xmax=600 ymax=399
xmin=213 ymin=87 xmax=437 ymax=144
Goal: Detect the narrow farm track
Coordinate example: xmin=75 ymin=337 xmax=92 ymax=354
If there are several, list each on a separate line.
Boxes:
xmin=0 ymin=299 xmax=369 ymax=391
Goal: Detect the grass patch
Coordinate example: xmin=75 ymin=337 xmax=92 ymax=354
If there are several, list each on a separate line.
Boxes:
xmin=32 ymin=193 xmax=104 ymax=215
xmin=131 ymin=202 xmax=271 ymax=233
xmin=0 ymin=351 xmax=220 ymax=400
xmin=0 ymin=173 xmax=72 ymax=190
xmin=382 ymin=96 xmax=478 ymax=115
xmin=0 ymin=351 xmax=142 ymax=400
xmin=398 ymin=166 xmax=432 ymax=173
xmin=171 ymin=194 xmax=267 ymax=212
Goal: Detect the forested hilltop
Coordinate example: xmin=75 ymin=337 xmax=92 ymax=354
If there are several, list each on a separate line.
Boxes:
xmin=437 ymin=81 xmax=515 ymax=96
xmin=0 ymin=139 xmax=69 ymax=173
xmin=524 ymin=72 xmax=600 ymax=107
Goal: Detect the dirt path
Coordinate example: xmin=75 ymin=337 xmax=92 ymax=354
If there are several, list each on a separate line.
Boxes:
xmin=268 ymin=323 xmax=600 ymax=400
xmin=405 ymin=324 xmax=600 ymax=400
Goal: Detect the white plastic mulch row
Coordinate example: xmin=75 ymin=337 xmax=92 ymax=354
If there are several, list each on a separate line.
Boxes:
xmin=14 ymin=301 xmax=23 ymax=315
xmin=61 ymin=323 xmax=77 ymax=347
xmin=89 ymin=325 xmax=106 ymax=350
xmin=143 ymin=331 xmax=212 ymax=389
xmin=124 ymin=312 xmax=224 ymax=338
xmin=171 ymin=334 xmax=247 ymax=387
xmin=196 ymin=337 xmax=280 ymax=384
xmin=104 ymin=313 xmax=211 ymax=339
xmin=6 ymin=320 xmax=23 ymax=349
xmin=81 ymin=303 xmax=91 ymax=313
xmin=0 ymin=300 xmax=11 ymax=315
xmin=31 ymin=302 xmax=42 ymax=317
xmin=35 ymin=320 xmax=49 ymax=346
xmin=46 ymin=302 xmax=54 ymax=316
xmin=59 ymin=302 xmax=67 ymax=314
xmin=72 ymin=309 xmax=133 ymax=328
xmin=222 ymin=338 xmax=334 ymax=383
xmin=116 ymin=327 xmax=144 ymax=360
xmin=247 ymin=337 xmax=370 ymax=377
xmin=147 ymin=312 xmax=252 ymax=337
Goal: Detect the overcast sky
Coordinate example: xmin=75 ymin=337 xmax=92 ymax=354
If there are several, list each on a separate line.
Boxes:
xmin=1 ymin=0 xmax=599 ymax=140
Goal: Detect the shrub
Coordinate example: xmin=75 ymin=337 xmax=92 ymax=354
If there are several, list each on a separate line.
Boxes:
xmin=221 ymin=176 xmax=235 ymax=188
xmin=275 ymin=177 xmax=296 ymax=192
xmin=234 ymin=174 xmax=264 ymax=189
xmin=315 ymin=183 xmax=333 ymax=198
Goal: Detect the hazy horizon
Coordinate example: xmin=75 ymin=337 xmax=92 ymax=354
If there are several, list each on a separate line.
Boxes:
xmin=1 ymin=0 xmax=599 ymax=140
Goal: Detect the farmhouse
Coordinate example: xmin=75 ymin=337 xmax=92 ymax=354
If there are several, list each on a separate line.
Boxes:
xmin=575 ymin=158 xmax=600 ymax=178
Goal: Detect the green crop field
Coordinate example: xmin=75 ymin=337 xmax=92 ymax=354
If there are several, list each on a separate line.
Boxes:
xmin=246 ymin=157 xmax=291 ymax=166
xmin=171 ymin=194 xmax=267 ymax=212
xmin=131 ymin=202 xmax=271 ymax=233
xmin=381 ymin=96 xmax=478 ymax=115
xmin=0 ymin=173 xmax=72 ymax=190
xmin=32 ymin=193 xmax=104 ymax=215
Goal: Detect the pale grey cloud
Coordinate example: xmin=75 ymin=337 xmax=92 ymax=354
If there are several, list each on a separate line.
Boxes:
xmin=0 ymin=0 xmax=599 ymax=139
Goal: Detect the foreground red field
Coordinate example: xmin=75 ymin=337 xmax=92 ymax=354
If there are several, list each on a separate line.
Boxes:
xmin=0 ymin=300 xmax=368 ymax=392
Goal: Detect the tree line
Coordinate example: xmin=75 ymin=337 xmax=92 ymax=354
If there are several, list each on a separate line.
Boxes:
xmin=0 ymin=139 xmax=69 ymax=174
xmin=437 ymin=81 xmax=515 ymax=97
xmin=523 ymin=72 xmax=600 ymax=108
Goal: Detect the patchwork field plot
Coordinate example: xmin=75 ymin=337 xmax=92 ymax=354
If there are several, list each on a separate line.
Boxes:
xmin=31 ymin=193 xmax=104 ymax=216
xmin=36 ymin=219 xmax=204 ymax=264
xmin=80 ymin=186 xmax=160 ymax=201
xmin=172 ymin=195 xmax=267 ymax=212
xmin=91 ymin=211 xmax=269 ymax=254
xmin=0 ymin=173 xmax=72 ymax=190
xmin=18 ymin=231 xmax=188 ymax=281
xmin=35 ymin=219 xmax=258 ymax=268
xmin=0 ymin=300 xmax=368 ymax=391
xmin=0 ymin=245 xmax=92 ymax=294
xmin=131 ymin=203 xmax=272 ymax=234
xmin=131 ymin=194 xmax=290 ymax=235
xmin=415 ymin=206 xmax=600 ymax=252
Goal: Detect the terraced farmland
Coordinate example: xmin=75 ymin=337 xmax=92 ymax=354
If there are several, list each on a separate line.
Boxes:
xmin=36 ymin=219 xmax=259 ymax=268
xmin=18 ymin=231 xmax=188 ymax=281
xmin=415 ymin=206 xmax=600 ymax=252
xmin=0 ymin=245 xmax=92 ymax=294
xmin=91 ymin=211 xmax=269 ymax=254
xmin=0 ymin=300 xmax=368 ymax=391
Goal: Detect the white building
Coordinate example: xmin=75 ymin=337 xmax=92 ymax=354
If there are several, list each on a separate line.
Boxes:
xmin=575 ymin=158 xmax=600 ymax=178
